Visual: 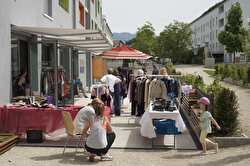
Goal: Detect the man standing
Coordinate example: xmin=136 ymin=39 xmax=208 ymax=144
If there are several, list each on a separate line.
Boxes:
xmin=152 ymin=65 xmax=159 ymax=75
xmin=101 ymin=68 xmax=121 ymax=116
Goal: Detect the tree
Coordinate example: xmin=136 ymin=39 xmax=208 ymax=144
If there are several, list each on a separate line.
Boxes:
xmin=218 ymin=2 xmax=246 ymax=63
xmin=131 ymin=22 xmax=157 ymax=56
xmin=157 ymin=21 xmax=192 ymax=64
xmin=214 ymin=88 xmax=239 ymax=136
xmin=243 ymin=28 xmax=250 ymax=61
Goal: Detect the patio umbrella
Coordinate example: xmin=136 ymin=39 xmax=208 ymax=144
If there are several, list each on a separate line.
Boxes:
xmin=101 ymin=45 xmax=151 ymax=60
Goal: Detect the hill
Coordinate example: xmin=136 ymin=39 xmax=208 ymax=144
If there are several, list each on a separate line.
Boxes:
xmin=112 ymin=32 xmax=135 ymax=42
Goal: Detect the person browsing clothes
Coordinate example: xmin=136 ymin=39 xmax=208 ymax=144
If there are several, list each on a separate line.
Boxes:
xmin=100 ymin=68 xmax=121 ymax=95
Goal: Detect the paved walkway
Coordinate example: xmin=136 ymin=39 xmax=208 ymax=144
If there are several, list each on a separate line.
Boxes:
xmin=1 ymin=144 xmax=250 ymax=166
xmin=1 ymin=66 xmax=250 ymax=165
xmin=176 ymin=65 xmax=250 ymax=137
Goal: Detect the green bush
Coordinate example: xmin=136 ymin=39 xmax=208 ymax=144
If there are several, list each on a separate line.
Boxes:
xmin=223 ymin=64 xmax=233 ymax=79
xmin=237 ymin=66 xmax=243 ymax=80
xmin=247 ymin=66 xmax=250 ymax=83
xmin=206 ymin=79 xmax=223 ymax=96
xmin=230 ymin=65 xmax=238 ymax=80
xmin=218 ymin=64 xmax=225 ymax=76
xmin=215 ymin=65 xmax=219 ymax=75
xmin=215 ymin=64 xmax=249 ymax=84
xmin=181 ymin=74 xmax=205 ymax=90
xmin=214 ymin=88 xmax=239 ymax=136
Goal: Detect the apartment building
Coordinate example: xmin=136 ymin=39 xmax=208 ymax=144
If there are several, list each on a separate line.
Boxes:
xmin=191 ymin=0 xmax=250 ymax=63
xmin=0 ymin=0 xmax=113 ymax=104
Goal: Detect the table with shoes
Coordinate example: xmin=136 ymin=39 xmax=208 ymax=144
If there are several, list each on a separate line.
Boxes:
xmin=140 ymin=99 xmax=186 ymax=138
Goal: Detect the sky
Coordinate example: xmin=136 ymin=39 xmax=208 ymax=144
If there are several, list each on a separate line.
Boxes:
xmin=103 ymin=0 xmax=222 ymax=34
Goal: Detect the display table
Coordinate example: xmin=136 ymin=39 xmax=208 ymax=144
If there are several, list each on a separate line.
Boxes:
xmin=140 ymin=104 xmax=186 ymax=138
xmin=0 ymin=105 xmax=81 ymax=136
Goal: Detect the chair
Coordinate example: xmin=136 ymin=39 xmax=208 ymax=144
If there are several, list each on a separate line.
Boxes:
xmin=62 ymin=111 xmax=86 ymax=155
xmin=152 ymin=119 xmax=181 ymax=149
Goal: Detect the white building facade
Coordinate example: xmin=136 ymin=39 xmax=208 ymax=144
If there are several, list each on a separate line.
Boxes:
xmin=191 ymin=0 xmax=250 ymax=63
xmin=0 ymin=0 xmax=112 ymax=104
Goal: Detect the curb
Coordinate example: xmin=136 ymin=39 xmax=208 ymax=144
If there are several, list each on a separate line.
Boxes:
xmin=214 ymin=136 xmax=250 ymax=148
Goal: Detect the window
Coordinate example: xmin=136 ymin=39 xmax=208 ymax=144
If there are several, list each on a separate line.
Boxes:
xmin=219 ymin=5 xmax=224 ymax=13
xmin=44 ymin=0 xmax=52 ymax=17
xmin=240 ymin=54 xmax=246 ymax=61
xmin=59 ymin=0 xmax=69 ymax=12
xmin=219 ymin=18 xmax=224 ymax=27
xmin=79 ymin=2 xmax=85 ymax=26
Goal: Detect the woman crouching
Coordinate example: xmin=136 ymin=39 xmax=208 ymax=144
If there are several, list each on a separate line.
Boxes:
xmin=82 ymin=98 xmax=115 ymax=161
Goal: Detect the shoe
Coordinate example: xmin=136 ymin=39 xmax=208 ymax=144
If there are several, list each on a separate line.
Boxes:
xmin=88 ymin=154 xmax=96 ymax=162
xmin=215 ymin=143 xmax=219 ymax=153
xmin=200 ymin=152 xmax=208 ymax=155
xmin=101 ymin=154 xmax=113 ymax=161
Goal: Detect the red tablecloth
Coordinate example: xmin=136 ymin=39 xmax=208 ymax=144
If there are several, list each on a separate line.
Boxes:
xmin=0 ymin=105 xmax=81 ymax=136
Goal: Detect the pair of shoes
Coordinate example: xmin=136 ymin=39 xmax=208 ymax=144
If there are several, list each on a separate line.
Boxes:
xmin=101 ymin=154 xmax=113 ymax=161
xmin=200 ymin=151 xmax=208 ymax=155
xmin=215 ymin=143 xmax=219 ymax=153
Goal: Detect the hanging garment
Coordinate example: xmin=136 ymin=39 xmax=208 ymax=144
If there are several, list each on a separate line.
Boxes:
xmin=148 ymin=79 xmax=167 ymax=101
xmin=128 ymin=78 xmax=137 ymax=115
xmin=61 ymin=74 xmax=64 ymax=97
xmin=113 ymin=82 xmax=122 ymax=116
xmin=45 ymin=76 xmax=48 ymax=95
xmin=136 ymin=77 xmax=146 ymax=116
xmin=144 ymin=79 xmax=151 ymax=111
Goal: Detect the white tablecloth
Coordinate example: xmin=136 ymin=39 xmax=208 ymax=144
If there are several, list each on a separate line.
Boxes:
xmin=140 ymin=105 xmax=186 ymax=138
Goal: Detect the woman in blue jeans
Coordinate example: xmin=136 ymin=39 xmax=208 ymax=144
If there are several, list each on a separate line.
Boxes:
xmin=81 ymin=98 xmax=116 ymax=161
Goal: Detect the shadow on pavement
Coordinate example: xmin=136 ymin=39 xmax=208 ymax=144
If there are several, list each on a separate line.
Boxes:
xmin=30 ymin=152 xmax=100 ymax=165
xmin=111 ymin=123 xmax=139 ymax=128
xmin=161 ymin=153 xmax=203 ymax=159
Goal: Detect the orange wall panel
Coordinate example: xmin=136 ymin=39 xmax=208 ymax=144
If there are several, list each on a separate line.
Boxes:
xmin=92 ymin=57 xmax=107 ymax=80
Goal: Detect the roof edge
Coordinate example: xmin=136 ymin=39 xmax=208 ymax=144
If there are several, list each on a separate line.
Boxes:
xmin=190 ymin=0 xmax=227 ymax=25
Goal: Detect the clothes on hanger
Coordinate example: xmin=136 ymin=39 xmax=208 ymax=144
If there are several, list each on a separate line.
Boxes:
xmin=128 ymin=74 xmax=181 ymax=116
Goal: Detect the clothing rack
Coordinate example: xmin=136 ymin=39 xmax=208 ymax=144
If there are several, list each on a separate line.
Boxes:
xmin=146 ymin=74 xmax=182 ymax=78
xmin=146 ymin=74 xmax=182 ymax=109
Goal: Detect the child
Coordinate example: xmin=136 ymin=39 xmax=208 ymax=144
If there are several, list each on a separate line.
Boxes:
xmin=198 ymin=97 xmax=221 ymax=154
